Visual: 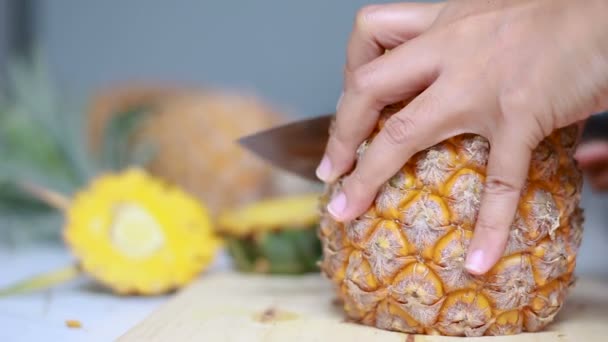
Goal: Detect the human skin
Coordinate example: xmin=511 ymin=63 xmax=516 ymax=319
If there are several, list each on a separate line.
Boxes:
xmin=315 ymin=0 xmax=608 ymax=275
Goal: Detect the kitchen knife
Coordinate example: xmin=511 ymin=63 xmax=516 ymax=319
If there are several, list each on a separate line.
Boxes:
xmin=237 ymin=114 xmax=333 ymax=182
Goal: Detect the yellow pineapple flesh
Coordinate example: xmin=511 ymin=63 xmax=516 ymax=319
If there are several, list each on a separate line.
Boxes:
xmin=318 ymin=102 xmax=584 ymax=337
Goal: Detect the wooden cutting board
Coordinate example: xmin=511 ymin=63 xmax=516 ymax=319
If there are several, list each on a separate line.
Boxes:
xmin=120 ymin=271 xmax=608 ymax=341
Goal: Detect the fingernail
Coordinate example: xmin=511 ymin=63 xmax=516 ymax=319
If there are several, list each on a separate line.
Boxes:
xmin=327 ymin=192 xmax=347 ymax=219
xmin=336 ymin=92 xmax=344 ymax=112
xmin=316 ymin=155 xmax=332 ymax=181
xmin=465 ymin=249 xmax=485 ymax=274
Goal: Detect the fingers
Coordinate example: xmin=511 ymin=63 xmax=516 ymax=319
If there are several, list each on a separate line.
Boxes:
xmin=574 ymin=140 xmax=608 ymax=168
xmin=346 ymin=2 xmax=445 ymax=71
xmin=326 ymin=81 xmax=461 ymax=221
xmin=322 ymin=1 xmax=445 ymax=183
xmin=317 ymin=38 xmax=441 ymax=183
xmin=465 ymin=136 xmax=531 ymax=275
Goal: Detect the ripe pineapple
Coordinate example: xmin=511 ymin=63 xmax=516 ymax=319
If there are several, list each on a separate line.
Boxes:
xmin=217 ymin=194 xmax=322 ymax=274
xmin=86 ymin=86 xmax=288 ymax=214
xmin=86 ymin=84 xmax=180 ymax=153
xmin=318 ymin=102 xmax=584 ymax=337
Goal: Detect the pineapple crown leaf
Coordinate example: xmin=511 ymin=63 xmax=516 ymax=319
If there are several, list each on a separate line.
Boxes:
xmin=0 ymin=49 xmax=156 ymax=246
xmin=98 ymin=105 xmax=159 ymax=172
xmin=3 ymin=49 xmax=92 ymax=187
xmin=0 ymin=47 xmax=170 ymax=248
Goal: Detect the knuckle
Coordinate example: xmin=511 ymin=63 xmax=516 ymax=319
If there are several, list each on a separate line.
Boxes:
xmin=347 ymin=169 xmax=367 ymax=190
xmin=474 ymin=215 xmax=501 ymax=233
xmin=346 ymin=65 xmax=375 ymax=95
xmin=344 ymin=170 xmax=374 ymax=201
xmin=499 ymin=85 xmax=550 ymax=147
xmin=382 ymin=115 xmax=416 ymax=146
xmin=499 ymin=79 xmax=536 ymax=119
xmin=483 ymin=176 xmax=522 ymax=197
xmin=327 ymin=133 xmax=351 ymax=159
xmin=354 ymin=5 xmax=382 ymax=32
xmin=326 ymin=134 xmax=357 ymax=172
xmin=416 ymin=91 xmax=442 ymax=117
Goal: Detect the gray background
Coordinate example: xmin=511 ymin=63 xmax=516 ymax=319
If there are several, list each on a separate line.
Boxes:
xmin=0 ymin=0 xmax=11 ymax=86
xmin=1 ymin=0 xmax=607 ymax=275
xmin=36 ymin=0 xmax=395 ymax=117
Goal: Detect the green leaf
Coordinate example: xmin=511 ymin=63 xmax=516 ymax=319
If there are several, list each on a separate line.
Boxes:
xmin=99 ymin=106 xmax=158 ymax=171
xmin=0 ymin=182 xmax=51 ymax=210
xmin=225 ymin=238 xmax=256 ymax=272
xmin=0 ymin=210 xmax=64 ymax=247
xmin=290 ymin=226 xmax=322 ymax=270
xmin=2 ymin=49 xmax=90 ymax=186
xmin=0 ymin=107 xmax=74 ymax=183
xmin=257 ymin=228 xmax=321 ymax=274
xmin=0 ymin=158 xmax=76 ymax=195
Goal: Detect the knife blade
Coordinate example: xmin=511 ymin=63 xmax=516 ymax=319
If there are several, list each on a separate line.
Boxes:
xmin=238 ymin=114 xmax=334 ymax=181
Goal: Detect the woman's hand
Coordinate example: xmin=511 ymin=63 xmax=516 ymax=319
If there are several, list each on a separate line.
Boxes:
xmin=316 ymin=0 xmax=608 ymax=275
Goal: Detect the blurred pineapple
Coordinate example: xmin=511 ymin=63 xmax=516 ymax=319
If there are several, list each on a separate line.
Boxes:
xmin=85 ymin=86 xmax=317 ymax=215
xmin=0 ymin=55 xmax=221 ymax=295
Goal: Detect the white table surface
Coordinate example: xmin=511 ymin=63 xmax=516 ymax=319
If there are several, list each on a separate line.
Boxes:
xmin=0 ymin=245 xmax=232 ymax=342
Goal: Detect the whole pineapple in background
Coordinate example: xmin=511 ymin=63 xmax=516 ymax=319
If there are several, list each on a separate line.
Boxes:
xmin=86 ymin=86 xmax=315 ymax=215
xmin=216 ymin=193 xmax=322 ymax=274
xmin=85 ymin=84 xmax=180 ymax=153
xmin=318 ymin=101 xmax=584 ymax=337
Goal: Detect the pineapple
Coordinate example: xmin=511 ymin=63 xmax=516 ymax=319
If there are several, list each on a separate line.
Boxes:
xmin=217 ymin=194 xmax=322 ymax=274
xmin=85 ymin=84 xmax=180 ymax=153
xmin=86 ymin=86 xmax=289 ymax=214
xmin=0 ymin=58 xmax=220 ymax=296
xmin=318 ymin=102 xmax=584 ymax=336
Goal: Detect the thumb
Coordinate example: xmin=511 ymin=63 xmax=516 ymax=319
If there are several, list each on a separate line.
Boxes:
xmin=465 ymin=137 xmax=531 ymax=275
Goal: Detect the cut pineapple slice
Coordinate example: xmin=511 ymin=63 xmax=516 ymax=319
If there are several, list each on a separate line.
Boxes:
xmin=216 ymin=194 xmax=322 ymax=274
xmin=64 ymin=168 xmax=221 ymax=295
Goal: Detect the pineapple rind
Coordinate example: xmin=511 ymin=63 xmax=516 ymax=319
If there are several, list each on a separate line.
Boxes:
xmin=319 ymin=103 xmax=584 ymax=337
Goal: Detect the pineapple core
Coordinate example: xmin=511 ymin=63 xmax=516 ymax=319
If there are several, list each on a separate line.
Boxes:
xmin=110 ymin=203 xmax=165 ymax=258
